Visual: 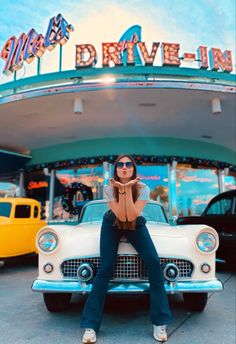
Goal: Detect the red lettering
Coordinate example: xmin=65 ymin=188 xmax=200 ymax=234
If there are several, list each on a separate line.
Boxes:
xmin=197 ymin=46 xmax=209 ymax=69
xmin=161 ymin=43 xmax=180 ymax=66
xmin=102 ymin=43 xmax=123 ymax=67
xmin=0 ymin=13 xmax=74 ymax=75
xmin=75 ymin=44 xmax=97 ymax=67
xmin=137 ymin=42 xmax=159 ymax=65
xmin=209 ymin=48 xmax=233 ymax=72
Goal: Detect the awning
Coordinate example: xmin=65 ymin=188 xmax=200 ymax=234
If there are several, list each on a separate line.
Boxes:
xmin=0 ymin=149 xmax=32 ymax=174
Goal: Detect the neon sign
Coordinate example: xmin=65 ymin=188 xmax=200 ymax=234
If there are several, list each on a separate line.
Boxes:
xmin=75 ymin=41 xmax=233 ymax=72
xmin=0 ymin=18 xmax=233 ymax=75
xmin=27 ymin=181 xmax=48 ymax=190
xmin=0 ymin=14 xmax=74 ymax=75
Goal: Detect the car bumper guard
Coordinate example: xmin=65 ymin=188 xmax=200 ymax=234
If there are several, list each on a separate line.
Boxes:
xmin=32 ymin=279 xmax=223 ymax=294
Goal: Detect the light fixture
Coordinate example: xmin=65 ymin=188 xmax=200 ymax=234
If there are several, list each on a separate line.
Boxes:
xmin=74 ymin=98 xmax=83 ymax=114
xmin=138 ymin=103 xmax=156 ymax=107
xmin=201 ymin=135 xmax=212 ymax=139
xmin=211 ymin=97 xmax=222 ymax=115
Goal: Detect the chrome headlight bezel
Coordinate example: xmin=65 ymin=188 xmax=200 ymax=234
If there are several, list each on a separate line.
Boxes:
xmin=37 ymin=231 xmax=58 ymax=253
xmin=196 ymin=231 xmax=217 ymax=253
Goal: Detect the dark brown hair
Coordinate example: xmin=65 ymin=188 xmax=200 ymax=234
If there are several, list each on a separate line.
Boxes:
xmin=112 ymin=154 xmax=139 ymax=230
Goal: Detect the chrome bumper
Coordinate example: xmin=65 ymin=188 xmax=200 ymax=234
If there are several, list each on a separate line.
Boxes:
xmin=32 ymin=279 xmax=223 ymax=294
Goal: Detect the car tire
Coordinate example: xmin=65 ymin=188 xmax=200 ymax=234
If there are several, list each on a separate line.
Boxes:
xmin=183 ymin=292 xmax=208 ymax=312
xmin=43 ymin=293 xmax=72 ymax=312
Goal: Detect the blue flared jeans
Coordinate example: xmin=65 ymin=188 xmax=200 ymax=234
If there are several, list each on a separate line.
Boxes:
xmin=80 ymin=210 xmax=172 ymax=331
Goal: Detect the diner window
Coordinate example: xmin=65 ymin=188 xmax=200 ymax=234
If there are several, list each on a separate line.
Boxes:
xmin=137 ymin=164 xmax=169 ymax=210
xmin=176 ymin=165 xmax=219 ymax=216
xmin=54 ymin=165 xmax=103 ymax=220
xmin=24 ymin=170 xmax=48 ymax=203
xmin=15 ymin=205 xmax=31 ymax=218
xmin=0 ymin=182 xmax=19 ymax=197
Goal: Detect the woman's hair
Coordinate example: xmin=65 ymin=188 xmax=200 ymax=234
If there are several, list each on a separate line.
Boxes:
xmin=112 ymin=154 xmax=139 ymax=230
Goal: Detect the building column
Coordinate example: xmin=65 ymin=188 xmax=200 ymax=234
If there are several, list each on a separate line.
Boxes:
xmin=19 ymin=170 xmax=25 ymax=197
xmin=218 ymin=170 xmax=225 ymax=193
xmin=168 ymin=160 xmax=178 ymax=222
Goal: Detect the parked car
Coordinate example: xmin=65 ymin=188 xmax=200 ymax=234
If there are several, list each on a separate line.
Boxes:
xmin=177 ymin=190 xmax=236 ymax=263
xmin=0 ymin=198 xmax=46 ymax=266
xmin=32 ymin=200 xmax=223 ymax=313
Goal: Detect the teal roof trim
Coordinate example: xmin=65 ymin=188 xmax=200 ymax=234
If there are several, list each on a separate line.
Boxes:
xmin=27 ymin=137 xmax=236 ymax=166
xmin=0 ymin=66 xmax=235 ymax=93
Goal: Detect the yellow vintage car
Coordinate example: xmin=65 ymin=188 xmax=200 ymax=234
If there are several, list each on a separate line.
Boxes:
xmin=0 ymin=198 xmax=46 ymax=266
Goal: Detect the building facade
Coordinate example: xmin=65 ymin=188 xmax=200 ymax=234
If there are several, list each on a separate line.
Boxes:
xmin=0 ymin=17 xmax=235 ymax=221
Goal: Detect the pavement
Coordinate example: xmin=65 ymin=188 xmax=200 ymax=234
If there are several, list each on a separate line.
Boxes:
xmin=0 ymin=256 xmax=235 ymax=344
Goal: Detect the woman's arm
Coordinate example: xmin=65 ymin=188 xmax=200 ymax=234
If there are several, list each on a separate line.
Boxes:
xmin=108 ymin=181 xmax=127 ymax=222
xmin=125 ymin=185 xmax=147 ymax=221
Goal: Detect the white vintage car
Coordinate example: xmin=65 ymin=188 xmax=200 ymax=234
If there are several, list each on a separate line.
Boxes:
xmin=32 ymin=200 xmax=223 ymax=313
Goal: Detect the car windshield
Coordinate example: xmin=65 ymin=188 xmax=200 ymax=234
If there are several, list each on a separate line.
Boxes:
xmin=80 ymin=202 xmax=167 ymax=224
xmin=0 ymin=202 xmax=12 ymax=217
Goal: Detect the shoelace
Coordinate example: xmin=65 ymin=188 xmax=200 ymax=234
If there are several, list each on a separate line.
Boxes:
xmin=159 ymin=326 xmax=166 ymax=333
xmin=85 ymin=329 xmax=95 ymax=333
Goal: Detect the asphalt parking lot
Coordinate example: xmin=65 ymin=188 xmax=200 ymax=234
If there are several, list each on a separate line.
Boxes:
xmin=0 ymin=257 xmax=235 ymax=344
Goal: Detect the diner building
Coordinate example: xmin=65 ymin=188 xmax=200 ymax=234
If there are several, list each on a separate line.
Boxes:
xmin=0 ymin=15 xmax=235 ymax=221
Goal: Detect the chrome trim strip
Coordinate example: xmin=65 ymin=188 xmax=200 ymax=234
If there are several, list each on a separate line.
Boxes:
xmin=32 ymin=279 xmax=223 ymax=294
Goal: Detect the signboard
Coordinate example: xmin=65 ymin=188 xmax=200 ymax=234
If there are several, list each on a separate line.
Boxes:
xmin=0 ymin=14 xmax=233 ymax=76
xmin=0 ymin=14 xmax=74 ymax=75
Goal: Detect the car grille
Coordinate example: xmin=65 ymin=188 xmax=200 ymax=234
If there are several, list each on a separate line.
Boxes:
xmin=61 ymin=256 xmax=193 ymax=281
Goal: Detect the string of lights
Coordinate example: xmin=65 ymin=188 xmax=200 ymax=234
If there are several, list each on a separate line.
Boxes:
xmin=25 ymin=155 xmax=236 ymax=172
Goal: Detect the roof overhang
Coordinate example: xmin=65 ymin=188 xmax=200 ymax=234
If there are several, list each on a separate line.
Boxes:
xmin=0 ymin=149 xmax=32 ymax=174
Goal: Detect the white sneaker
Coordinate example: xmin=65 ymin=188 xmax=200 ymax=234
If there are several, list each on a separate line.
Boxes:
xmin=153 ymin=325 xmax=167 ymax=342
xmin=82 ymin=328 xmax=96 ymax=343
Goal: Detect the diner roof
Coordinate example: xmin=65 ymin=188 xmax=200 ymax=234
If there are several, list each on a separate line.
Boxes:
xmin=0 ymin=67 xmax=235 ymax=158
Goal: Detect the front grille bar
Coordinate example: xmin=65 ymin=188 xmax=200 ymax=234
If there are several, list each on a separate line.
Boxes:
xmin=61 ymin=256 xmax=193 ymax=281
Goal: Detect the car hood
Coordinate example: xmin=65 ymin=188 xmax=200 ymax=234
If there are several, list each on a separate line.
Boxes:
xmin=39 ymin=221 xmax=217 ymax=259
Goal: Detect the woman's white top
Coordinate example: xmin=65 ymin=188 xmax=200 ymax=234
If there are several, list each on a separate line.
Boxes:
xmin=103 ymin=181 xmax=150 ymax=202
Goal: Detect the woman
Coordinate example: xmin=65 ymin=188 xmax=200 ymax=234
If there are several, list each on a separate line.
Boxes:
xmin=81 ymin=154 xmax=172 ymax=343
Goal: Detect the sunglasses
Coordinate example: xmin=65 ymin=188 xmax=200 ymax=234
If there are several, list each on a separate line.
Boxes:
xmin=116 ymin=161 xmax=134 ymax=169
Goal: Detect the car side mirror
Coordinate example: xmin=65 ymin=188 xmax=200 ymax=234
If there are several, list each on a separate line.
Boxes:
xmin=169 ymin=215 xmax=178 ymax=226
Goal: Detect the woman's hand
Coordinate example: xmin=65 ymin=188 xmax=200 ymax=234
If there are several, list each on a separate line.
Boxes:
xmin=109 ymin=178 xmax=125 ymax=190
xmin=124 ymin=177 xmax=140 ymax=188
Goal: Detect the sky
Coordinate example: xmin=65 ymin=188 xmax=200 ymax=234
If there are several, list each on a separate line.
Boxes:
xmin=0 ymin=0 xmax=235 ymax=83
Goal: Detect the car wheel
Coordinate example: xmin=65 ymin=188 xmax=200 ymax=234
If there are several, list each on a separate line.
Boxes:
xmin=43 ymin=293 xmax=72 ymax=312
xmin=183 ymin=292 xmax=208 ymax=312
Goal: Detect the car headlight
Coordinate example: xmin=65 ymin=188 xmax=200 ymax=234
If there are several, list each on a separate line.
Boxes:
xmin=197 ymin=232 xmax=217 ymax=252
xmin=38 ymin=232 xmax=58 ymax=252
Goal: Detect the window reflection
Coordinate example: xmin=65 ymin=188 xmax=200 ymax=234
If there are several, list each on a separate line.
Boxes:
xmin=54 ymin=165 xmax=103 ymax=220
xmin=137 ymin=165 xmax=169 ymax=211
xmin=176 ymin=165 xmax=219 ymax=216
xmin=0 ymin=182 xmax=19 ymax=197
xmin=224 ymin=172 xmax=236 ymax=191
xmin=205 ymin=198 xmax=232 ymax=215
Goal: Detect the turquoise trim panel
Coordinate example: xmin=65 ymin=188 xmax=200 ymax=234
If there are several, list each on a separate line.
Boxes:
xmin=0 ymin=66 xmax=235 ymax=94
xmin=32 ymin=278 xmax=223 ymax=293
xmin=28 ymin=137 xmax=236 ymax=166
